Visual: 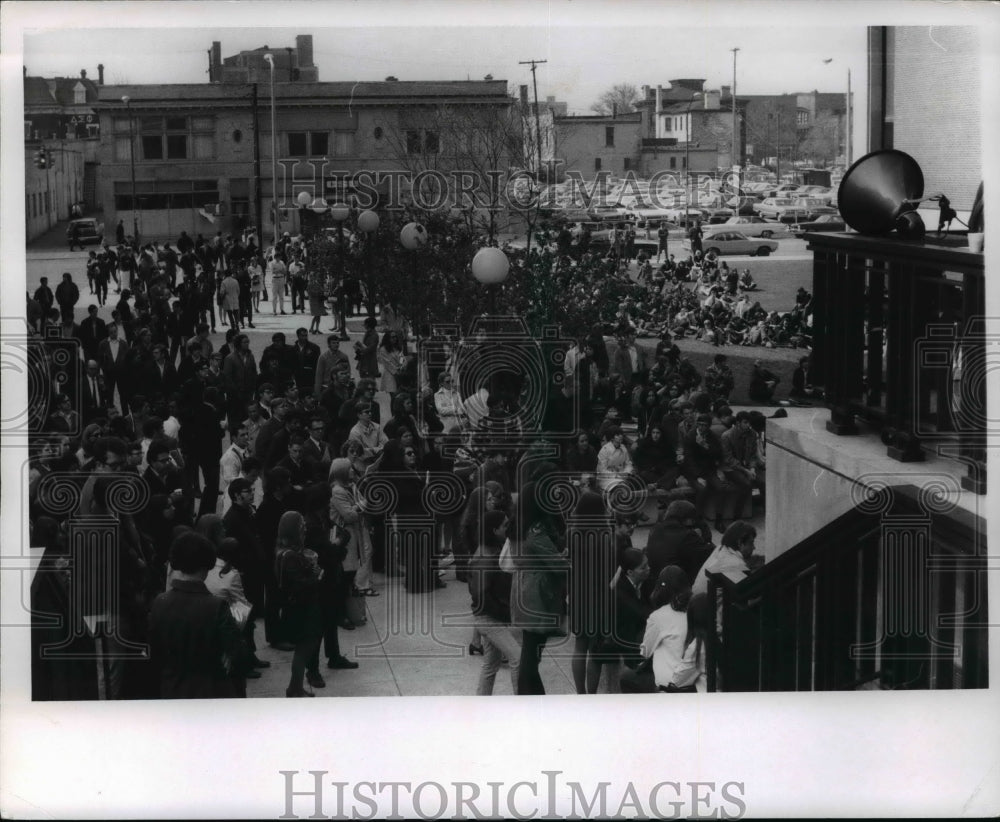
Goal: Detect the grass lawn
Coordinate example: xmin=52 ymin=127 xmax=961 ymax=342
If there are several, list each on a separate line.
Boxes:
xmin=621 ymin=255 xmax=814 ymax=406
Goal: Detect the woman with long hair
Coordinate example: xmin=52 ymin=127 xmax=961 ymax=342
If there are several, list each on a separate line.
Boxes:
xmin=670 ymin=592 xmax=711 ymax=692
xmin=622 ymin=565 xmax=691 ymax=693
xmin=274 ymin=510 xmax=325 ymax=697
xmin=565 ymin=430 xmax=599 ymax=476
xmin=377 ymin=330 xmax=406 ymax=401
xmin=467 ymin=510 xmax=520 ymax=695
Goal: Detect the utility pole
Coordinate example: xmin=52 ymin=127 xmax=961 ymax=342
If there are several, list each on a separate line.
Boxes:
xmin=731 ymin=47 xmax=740 ymax=193
xmin=846 ymin=68 xmax=852 ymax=167
xmin=252 ymin=82 xmax=263 ymax=245
xmin=519 ymin=59 xmax=547 ymax=180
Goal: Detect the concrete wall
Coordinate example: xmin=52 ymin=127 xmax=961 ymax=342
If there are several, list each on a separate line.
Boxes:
xmin=889 ymin=26 xmax=981 ymax=210
xmin=764 ymin=409 xmax=981 ymax=562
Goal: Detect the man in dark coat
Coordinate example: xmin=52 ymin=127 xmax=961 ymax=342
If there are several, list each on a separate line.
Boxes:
xmin=148 ymin=532 xmax=246 ymax=698
xmin=95 ymin=320 xmax=129 ymax=411
xmin=292 ymin=328 xmax=321 ymax=392
xmin=180 ymin=386 xmax=225 ymax=518
xmin=78 ymin=304 xmax=108 ymax=362
xmin=644 ymin=500 xmax=714 ymax=596
xmin=55 ymin=272 xmax=80 ymax=324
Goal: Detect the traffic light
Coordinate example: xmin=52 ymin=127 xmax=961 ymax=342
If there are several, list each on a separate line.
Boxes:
xmin=34 ymin=148 xmax=48 ymax=170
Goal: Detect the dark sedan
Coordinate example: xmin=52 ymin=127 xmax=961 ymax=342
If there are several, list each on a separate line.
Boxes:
xmin=792 ymin=214 xmax=847 ymax=234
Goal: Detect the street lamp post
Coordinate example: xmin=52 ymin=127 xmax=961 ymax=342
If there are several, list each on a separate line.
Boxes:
xmin=121 ymin=96 xmax=138 ymax=243
xmin=263 ymin=53 xmax=278 ymax=248
xmin=329 ymin=202 xmax=352 ymax=340
xmin=731 ymin=47 xmax=740 ymax=193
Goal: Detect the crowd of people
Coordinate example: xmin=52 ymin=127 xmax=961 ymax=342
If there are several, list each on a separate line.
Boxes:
xmin=25 ymin=220 xmax=821 ymax=699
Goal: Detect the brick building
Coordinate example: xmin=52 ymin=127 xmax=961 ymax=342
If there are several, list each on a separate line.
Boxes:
xmin=23 ymin=65 xmax=105 ymax=239
xmin=89 ymin=35 xmax=511 ymax=242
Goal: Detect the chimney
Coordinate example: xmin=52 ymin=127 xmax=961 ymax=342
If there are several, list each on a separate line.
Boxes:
xmin=546 ymin=95 xmax=555 ymax=103
xmin=295 ymin=34 xmax=314 ymax=67
xmin=210 ymin=41 xmax=221 ymax=82
xmin=703 ymin=90 xmax=721 ymax=110
xmin=520 ymin=85 xmax=529 ymax=106
xmin=641 ymin=84 xmax=650 ymax=100
xmin=612 ymin=103 xmax=617 ymax=118
xmin=98 ymin=63 xmax=105 ymax=85
xmin=484 ymin=74 xmax=493 ymax=81
xmin=80 ymin=69 xmax=87 ymax=79
xmin=721 ymin=84 xmax=731 ymax=98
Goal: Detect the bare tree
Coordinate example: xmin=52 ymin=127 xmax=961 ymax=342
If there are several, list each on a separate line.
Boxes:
xmin=797 ymin=112 xmax=841 ymax=167
xmin=590 ymin=83 xmax=639 ymax=116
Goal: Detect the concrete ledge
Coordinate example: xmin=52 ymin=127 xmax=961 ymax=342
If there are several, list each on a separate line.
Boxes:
xmin=763 ymin=408 xmax=983 ymax=561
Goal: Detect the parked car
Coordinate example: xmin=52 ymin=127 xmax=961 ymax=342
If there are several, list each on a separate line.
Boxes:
xmin=66 ymin=218 xmax=104 ymax=246
xmin=709 ymin=216 xmax=788 ymax=238
xmin=704 ymin=207 xmax=736 ymax=224
xmin=773 ymin=206 xmax=813 ymax=224
xmin=753 ymin=197 xmax=798 ymax=219
xmin=791 ymin=197 xmax=840 ymax=220
xmin=791 ymin=214 xmax=848 ymax=234
xmin=686 ymin=231 xmax=779 ymax=257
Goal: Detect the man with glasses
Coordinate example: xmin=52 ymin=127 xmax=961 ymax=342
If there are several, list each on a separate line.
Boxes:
xmin=314 ymin=335 xmax=352 ymax=398
xmin=77 ymin=436 xmax=129 ymax=515
xmin=302 ymin=417 xmax=332 ymax=482
xmin=349 ymin=402 xmax=388 ymax=466
xmin=143 ymin=441 xmax=184 ymax=498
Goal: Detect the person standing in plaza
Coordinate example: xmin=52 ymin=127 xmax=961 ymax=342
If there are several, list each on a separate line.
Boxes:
xmin=269 ymin=253 xmax=288 ymax=316
xmin=508 ymin=481 xmax=570 ymax=695
xmin=274 ymin=510 xmax=325 ymax=697
xmin=467 ymin=510 xmax=521 ymax=695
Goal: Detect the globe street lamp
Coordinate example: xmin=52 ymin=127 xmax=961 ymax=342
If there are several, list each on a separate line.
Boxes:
xmin=121 ymin=95 xmax=138 ymax=243
xmin=471 ymin=245 xmax=510 ymax=316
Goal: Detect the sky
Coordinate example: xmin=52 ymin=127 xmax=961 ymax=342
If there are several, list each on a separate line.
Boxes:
xmin=12 ymin=0 xmax=872 ymax=151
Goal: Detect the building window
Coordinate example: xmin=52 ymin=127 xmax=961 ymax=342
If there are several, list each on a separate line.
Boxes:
xmin=137 ymin=115 xmax=211 ymax=162
xmin=113 ymin=179 xmax=220 ymax=211
xmin=594 ymin=157 xmax=602 ymax=172
xmin=406 ymin=129 xmax=439 ymax=155
xmin=623 ymin=157 xmax=632 ymax=171
xmin=44 ymin=191 xmax=50 ymax=213
xmin=142 ymin=135 xmax=163 ymax=160
xmin=605 ymin=126 xmax=615 ymax=147
xmin=166 ymin=134 xmax=187 ymax=159
xmin=311 ymin=132 xmax=329 ymax=156
xmin=288 ymin=132 xmax=308 ymax=156
xmin=333 ymin=132 xmax=354 ymax=156
xmin=797 ymin=109 xmax=809 ymax=127
xmin=670 ymin=157 xmax=677 ymax=169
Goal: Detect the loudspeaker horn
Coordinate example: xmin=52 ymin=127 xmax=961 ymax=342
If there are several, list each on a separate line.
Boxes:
xmin=838 ymin=149 xmax=928 ymax=239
